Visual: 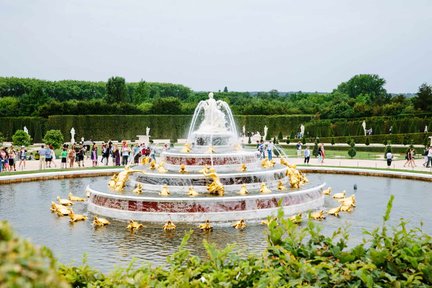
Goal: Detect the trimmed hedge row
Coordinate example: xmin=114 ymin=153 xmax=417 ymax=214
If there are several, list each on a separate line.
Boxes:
xmin=305 ymin=116 xmax=432 ymax=137
xmin=0 ymin=115 xmax=313 ymax=143
xmin=316 ymin=132 xmax=432 ymax=145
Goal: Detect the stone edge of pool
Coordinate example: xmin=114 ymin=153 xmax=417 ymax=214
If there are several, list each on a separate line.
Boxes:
xmin=0 ymin=166 xmax=431 ymax=185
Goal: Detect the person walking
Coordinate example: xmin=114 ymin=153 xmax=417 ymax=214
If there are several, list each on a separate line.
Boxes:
xmin=90 ymin=144 xmax=98 ymax=167
xmin=18 ymin=146 xmax=27 ymax=170
xmin=68 ymin=145 xmax=76 ymax=168
xmin=304 ymin=146 xmax=311 ymax=164
xmin=386 ymin=151 xmax=393 ymax=168
xmin=61 ymin=147 xmax=67 ymax=169
xmin=121 ymin=141 xmax=131 ymax=165
xmin=101 ymin=144 xmax=110 ymax=166
xmin=318 ymin=143 xmax=325 ymax=164
xmin=426 ymin=146 xmax=432 ymax=168
xmin=267 ymin=140 xmax=274 ymax=161
xmin=296 ymin=141 xmax=302 ymax=157
xmin=50 ymin=145 xmax=57 ymax=168
xmin=38 ymin=145 xmax=47 ymax=170
xmin=8 ymin=146 xmax=16 ymax=172
xmin=45 ymin=145 xmax=53 ymax=168
xmin=408 ymin=148 xmax=416 ymax=168
xmin=403 ymin=149 xmax=412 ymax=168
xmin=112 ymin=145 xmax=121 ymax=166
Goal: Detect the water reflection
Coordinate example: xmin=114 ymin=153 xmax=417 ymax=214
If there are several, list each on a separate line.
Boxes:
xmin=0 ymin=174 xmax=431 ymax=272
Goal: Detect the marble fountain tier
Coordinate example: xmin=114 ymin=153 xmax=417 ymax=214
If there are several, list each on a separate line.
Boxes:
xmin=87 ymin=93 xmax=325 ymax=223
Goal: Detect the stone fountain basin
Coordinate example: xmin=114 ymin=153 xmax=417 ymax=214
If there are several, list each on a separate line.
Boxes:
xmin=87 ymin=183 xmax=325 ymax=223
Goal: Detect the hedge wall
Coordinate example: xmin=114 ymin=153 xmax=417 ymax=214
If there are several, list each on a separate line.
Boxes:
xmin=0 ymin=117 xmax=46 ymax=142
xmin=0 ymin=115 xmax=312 ymax=143
xmin=305 ymin=116 xmax=432 ymax=137
xmin=316 ymin=132 xmax=432 ymax=145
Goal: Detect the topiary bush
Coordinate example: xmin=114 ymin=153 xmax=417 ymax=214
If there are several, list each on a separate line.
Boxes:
xmin=43 ymin=130 xmax=64 ymax=149
xmin=348 ymin=139 xmax=357 ymax=158
xmin=12 ymin=129 xmax=32 ymax=146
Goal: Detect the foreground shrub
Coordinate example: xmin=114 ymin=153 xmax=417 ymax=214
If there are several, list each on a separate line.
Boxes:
xmin=43 ymin=130 xmax=64 ymax=149
xmin=0 ymin=221 xmax=69 ymax=287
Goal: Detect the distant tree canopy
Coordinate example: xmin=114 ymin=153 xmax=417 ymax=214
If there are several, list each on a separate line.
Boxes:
xmin=106 ymin=76 xmax=127 ymax=103
xmin=413 ymin=83 xmax=432 ymax=112
xmin=0 ymin=75 xmax=425 ymax=118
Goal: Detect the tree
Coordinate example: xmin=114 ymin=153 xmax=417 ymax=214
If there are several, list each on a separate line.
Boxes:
xmin=413 ymin=83 xmax=432 ymax=111
xmin=301 ymin=137 xmax=306 ymax=145
xmin=331 ymin=137 xmax=335 ymax=146
xmin=223 ymin=86 xmax=228 ymax=93
xmin=106 ymin=76 xmax=127 ymax=103
xmin=365 ymin=137 xmax=370 ymax=146
xmin=277 ymin=131 xmax=283 ymax=142
xmin=384 ymin=143 xmax=392 ymax=157
xmin=335 ymin=74 xmax=389 ymax=105
xmin=0 ymin=132 xmax=4 ymax=144
xmin=348 ymin=139 xmax=356 ymax=158
xmin=312 ymin=139 xmax=319 ymax=157
xmin=273 ymin=136 xmax=278 ymax=144
xmin=12 ymin=130 xmax=32 ymax=146
xmin=43 ymin=130 xmax=64 ymax=149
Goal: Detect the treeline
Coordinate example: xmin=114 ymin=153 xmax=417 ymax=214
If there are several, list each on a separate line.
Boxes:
xmin=0 ymin=75 xmax=431 ymax=118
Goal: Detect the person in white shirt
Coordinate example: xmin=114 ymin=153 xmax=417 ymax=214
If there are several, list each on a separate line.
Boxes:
xmin=267 ymin=141 xmax=274 ymax=160
xmin=304 ymin=146 xmax=311 ymax=164
xmin=386 ymin=151 xmax=393 ymax=168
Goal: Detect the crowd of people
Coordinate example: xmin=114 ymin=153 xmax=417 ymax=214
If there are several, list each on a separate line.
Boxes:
xmin=0 ymin=140 xmax=166 ymax=173
xmin=0 ymin=145 xmax=30 ymax=172
xmin=2 ymin=140 xmax=432 ymax=173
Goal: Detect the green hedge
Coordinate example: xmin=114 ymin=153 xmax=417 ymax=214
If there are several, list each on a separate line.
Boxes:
xmin=305 ymin=116 xmax=432 ymax=137
xmin=0 ymin=117 xmax=46 ymax=142
xmin=0 ymin=115 xmax=313 ymax=143
xmin=316 ymin=132 xmax=432 ymax=145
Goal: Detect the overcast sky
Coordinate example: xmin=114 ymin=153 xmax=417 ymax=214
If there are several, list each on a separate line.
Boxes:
xmin=1 ymin=0 xmax=431 ymax=93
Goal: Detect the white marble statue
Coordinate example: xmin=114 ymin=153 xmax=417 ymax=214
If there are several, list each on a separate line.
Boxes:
xmin=70 ymin=127 xmax=76 ymax=144
xmin=197 ymin=92 xmax=227 ymax=133
xmin=300 ymin=124 xmax=305 ymax=137
xmin=23 ymin=126 xmax=29 ymax=135
xmin=362 ymin=121 xmax=367 ymax=136
xmin=242 ymin=125 xmax=246 ymax=136
xmin=263 ymin=125 xmax=268 ymax=140
xmin=146 ymin=127 xmax=151 ymax=136
xmin=425 ymin=126 xmax=428 ymax=133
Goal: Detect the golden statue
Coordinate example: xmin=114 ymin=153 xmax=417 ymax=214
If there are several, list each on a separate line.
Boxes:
xmin=286 ymin=167 xmax=308 ymax=189
xmin=259 ymin=183 xmax=271 ymax=194
xmin=203 ymin=168 xmax=224 ymax=196
xmin=179 ymin=164 xmax=188 ymax=174
xmin=112 ymin=166 xmax=143 ymax=192
xmin=187 ymin=186 xmax=199 ymax=196
xmin=207 ymin=146 xmax=215 ymax=153
xmin=199 ymin=165 xmax=210 ymax=174
xmin=239 ymin=184 xmax=248 ymax=195
xmin=160 ymin=184 xmax=170 ymax=196
xmin=240 ymin=163 xmax=247 ymax=172
xmin=277 ymin=180 xmax=287 ymax=191
xmin=157 ymin=162 xmax=168 ymax=173
xmin=182 ymin=143 xmax=192 ymax=153
xmin=133 ymin=183 xmax=143 ymax=194
xmin=141 ymin=156 xmax=150 ymax=165
xmin=149 ymin=160 xmax=157 ymax=170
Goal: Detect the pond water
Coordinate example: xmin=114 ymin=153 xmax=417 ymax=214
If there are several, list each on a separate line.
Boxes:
xmin=0 ymin=174 xmax=431 ymax=272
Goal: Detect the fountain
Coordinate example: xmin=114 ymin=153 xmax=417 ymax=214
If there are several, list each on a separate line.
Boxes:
xmin=87 ymin=93 xmax=325 ymax=223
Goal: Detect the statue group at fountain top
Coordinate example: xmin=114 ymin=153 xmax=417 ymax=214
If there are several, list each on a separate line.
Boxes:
xmin=187 ymin=93 xmax=238 ymax=146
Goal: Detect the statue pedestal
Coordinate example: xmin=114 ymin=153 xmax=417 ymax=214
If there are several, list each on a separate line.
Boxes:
xmin=137 ymin=135 xmax=150 ymax=145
